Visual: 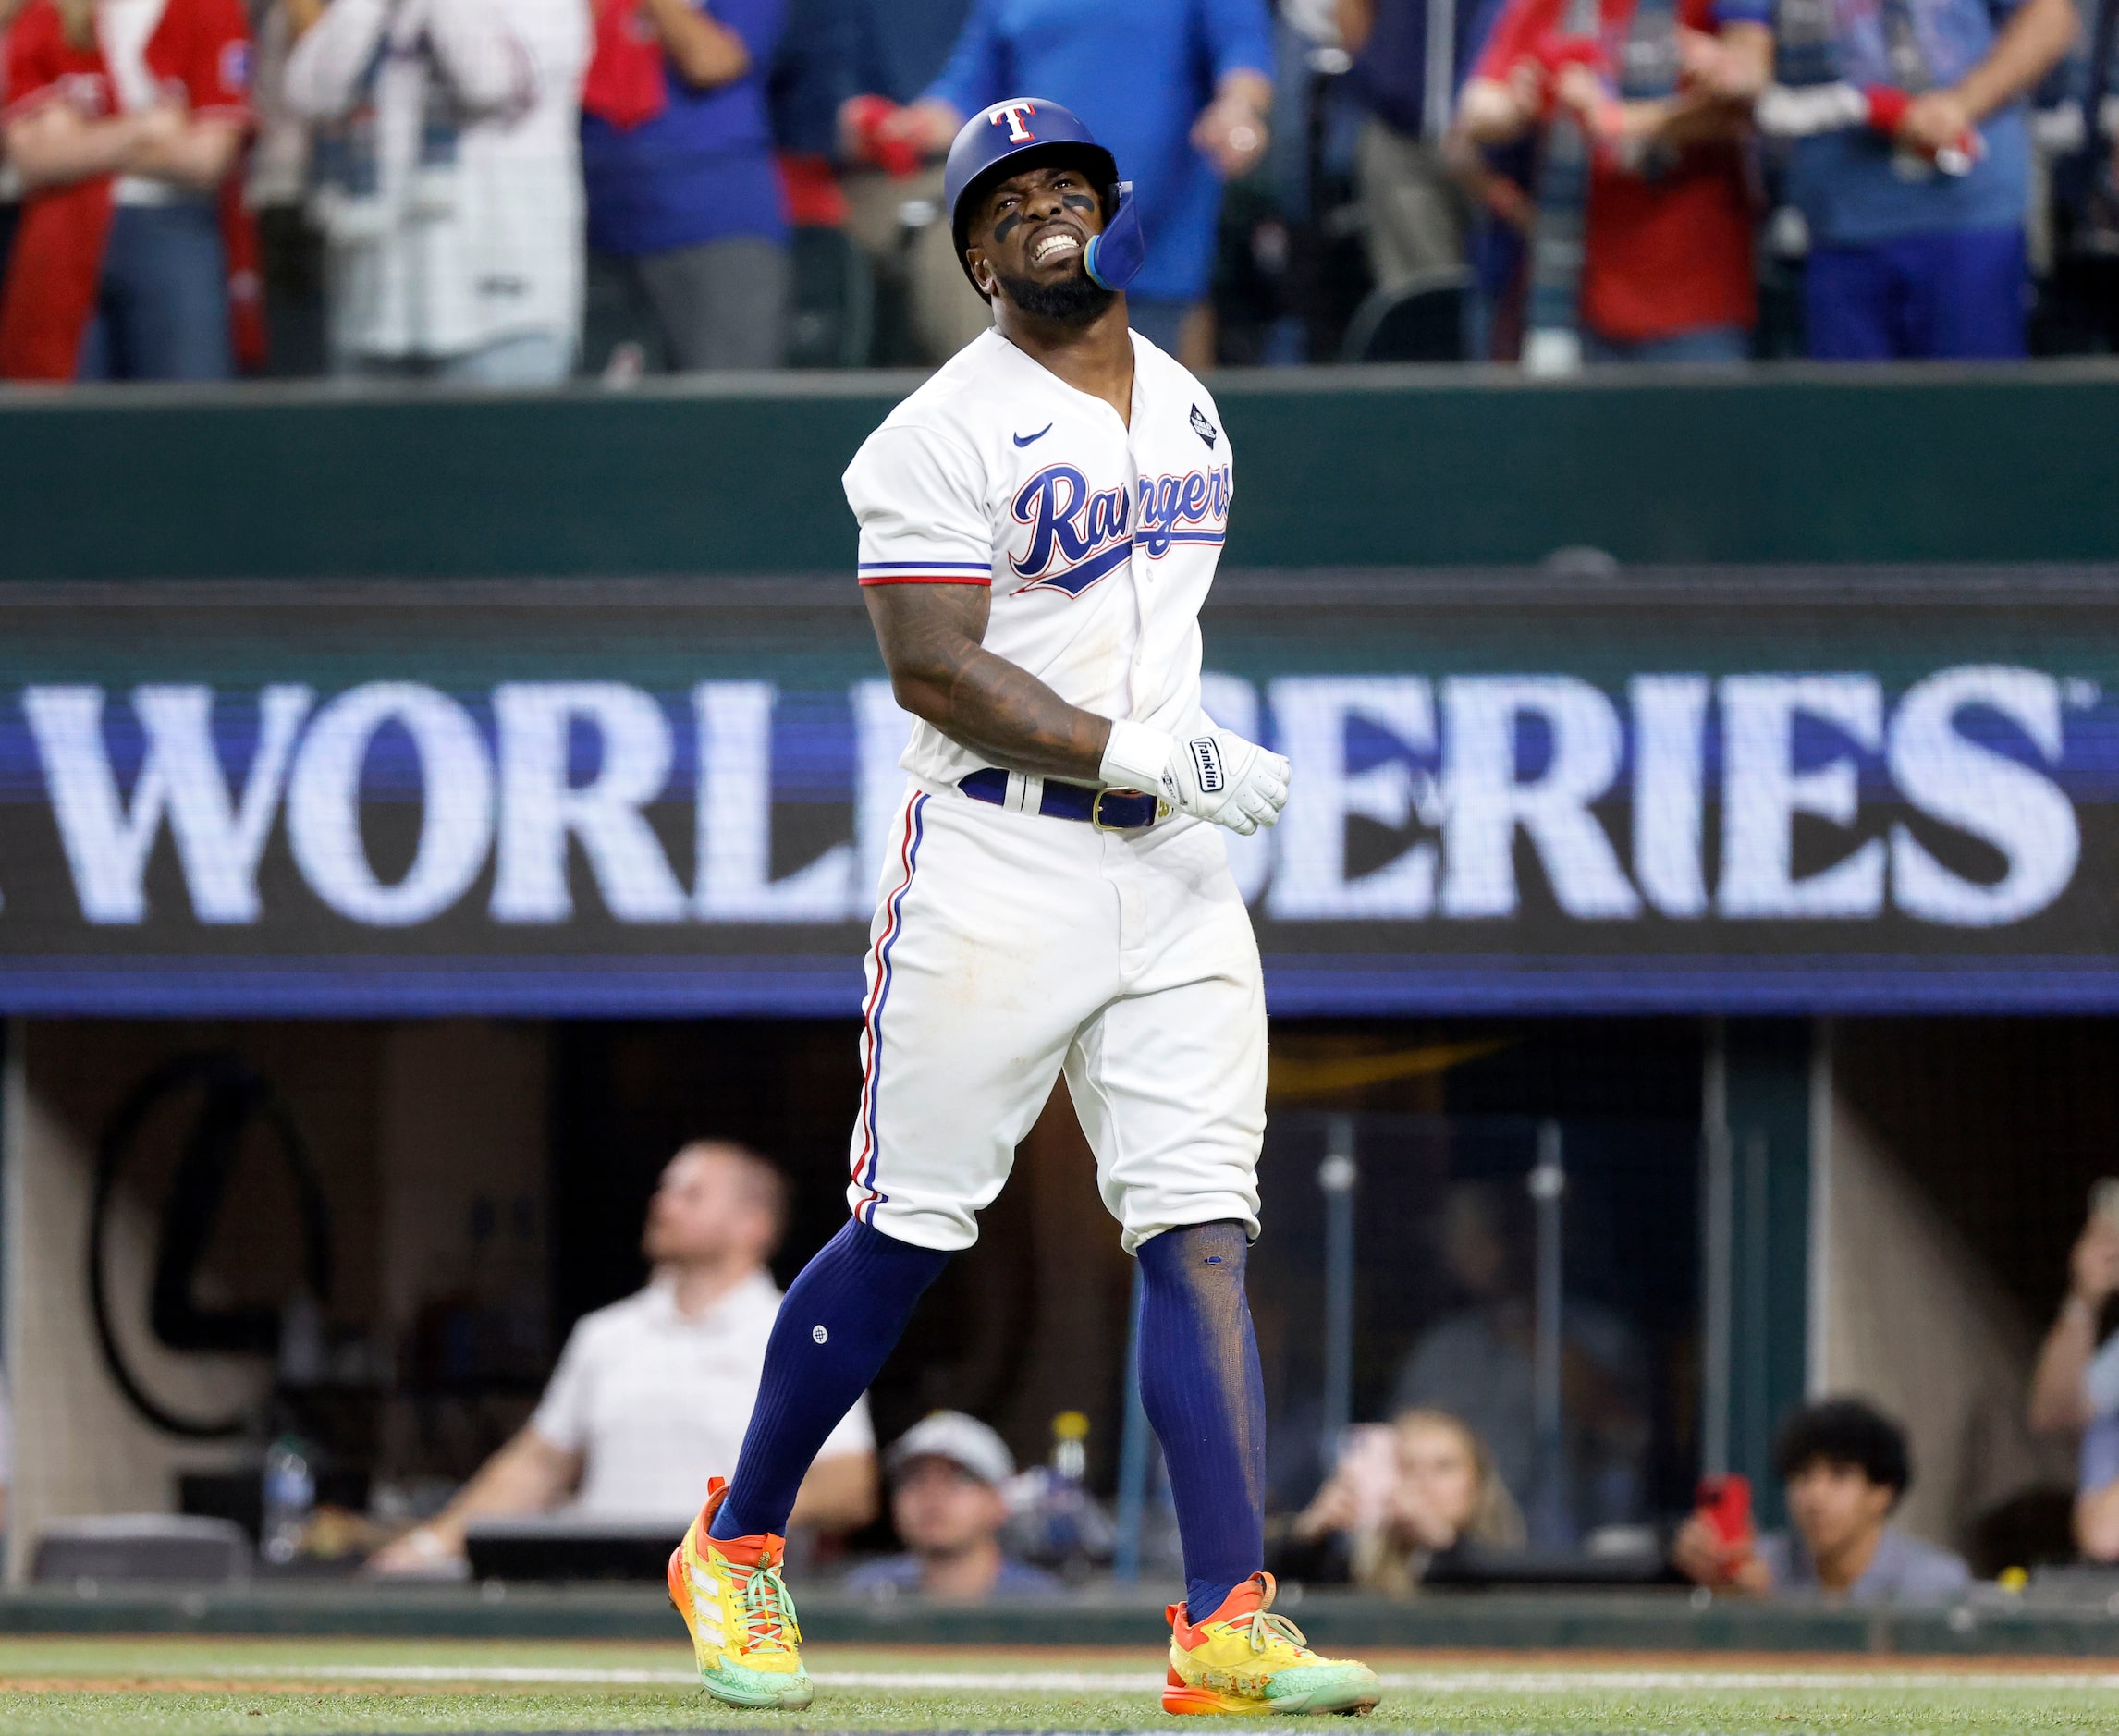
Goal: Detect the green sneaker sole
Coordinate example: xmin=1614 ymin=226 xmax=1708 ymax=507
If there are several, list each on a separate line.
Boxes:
xmin=1264 ymin=1664 xmax=1382 ymax=1716
xmin=699 ymin=1669 xmax=815 ymax=1711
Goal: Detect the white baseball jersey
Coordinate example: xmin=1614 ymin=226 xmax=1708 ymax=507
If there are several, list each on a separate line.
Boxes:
xmin=843 ymin=326 xmax=1234 ymax=790
xmin=835 ymin=326 xmax=1266 ymax=1257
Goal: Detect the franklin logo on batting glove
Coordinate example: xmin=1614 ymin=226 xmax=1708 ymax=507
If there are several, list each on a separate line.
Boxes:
xmin=1189 ymin=736 xmax=1225 ymax=793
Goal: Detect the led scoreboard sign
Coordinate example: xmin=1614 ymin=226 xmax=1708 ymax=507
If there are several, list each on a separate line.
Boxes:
xmin=0 ymin=567 xmax=2113 ymax=1015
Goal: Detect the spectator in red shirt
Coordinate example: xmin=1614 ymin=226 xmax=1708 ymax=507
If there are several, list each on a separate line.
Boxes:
xmin=1455 ymin=0 xmax=1770 ymax=365
xmin=0 ymin=0 xmax=254 ymax=380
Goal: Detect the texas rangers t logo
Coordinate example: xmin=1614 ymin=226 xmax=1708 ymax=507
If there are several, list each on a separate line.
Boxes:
xmin=987 ymin=101 xmax=1039 ymax=143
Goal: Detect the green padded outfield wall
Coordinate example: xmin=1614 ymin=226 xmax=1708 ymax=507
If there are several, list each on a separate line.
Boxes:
xmin=0 ymin=362 xmax=2116 ymax=580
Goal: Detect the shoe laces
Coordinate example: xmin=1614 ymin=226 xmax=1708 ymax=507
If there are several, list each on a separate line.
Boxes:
xmin=732 ymin=1556 xmax=802 ymax=1654
xmin=1229 ymin=1608 xmax=1310 ymax=1657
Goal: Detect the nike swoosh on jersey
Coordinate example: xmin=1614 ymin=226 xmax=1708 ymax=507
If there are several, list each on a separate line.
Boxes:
xmin=1012 ymin=423 xmax=1054 ymax=447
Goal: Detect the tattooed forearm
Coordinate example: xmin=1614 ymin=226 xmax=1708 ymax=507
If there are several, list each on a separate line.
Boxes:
xmin=864 ymin=583 xmax=1113 ymax=781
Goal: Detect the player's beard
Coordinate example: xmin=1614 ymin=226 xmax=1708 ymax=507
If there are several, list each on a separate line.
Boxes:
xmin=996 ymin=266 xmax=1117 ymax=326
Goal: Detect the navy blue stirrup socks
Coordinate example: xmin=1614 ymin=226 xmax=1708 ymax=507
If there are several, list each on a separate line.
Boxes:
xmin=1135 ymin=1221 xmax=1268 ymax=1624
xmin=709 ymin=1217 xmax=949 ymax=1542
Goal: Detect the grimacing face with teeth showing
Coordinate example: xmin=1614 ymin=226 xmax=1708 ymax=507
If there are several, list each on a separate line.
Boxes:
xmin=964 ymin=162 xmax=1110 ymax=305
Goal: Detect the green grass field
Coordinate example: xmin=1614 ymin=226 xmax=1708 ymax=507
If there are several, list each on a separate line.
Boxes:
xmin=0 ymin=1639 xmax=2113 ymax=1736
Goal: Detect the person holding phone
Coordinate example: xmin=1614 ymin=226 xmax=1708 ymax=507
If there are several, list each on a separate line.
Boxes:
xmin=2028 ymin=1183 xmax=2119 ymax=1437
xmin=2029 ymin=1182 xmax=2119 ymax=1561
xmin=1672 ymin=1399 xmax=1970 ymax=1600
xmin=1280 ymin=1410 xmax=1525 ymax=1593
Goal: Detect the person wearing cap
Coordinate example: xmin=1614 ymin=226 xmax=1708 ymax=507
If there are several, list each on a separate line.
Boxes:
xmin=842 ymin=1412 xmax=1061 ymax=1598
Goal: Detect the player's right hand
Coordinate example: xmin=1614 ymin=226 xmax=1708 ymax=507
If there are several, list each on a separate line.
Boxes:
xmin=1100 ymin=720 xmax=1291 ymax=837
xmin=1177 ymin=729 xmax=1290 ymax=835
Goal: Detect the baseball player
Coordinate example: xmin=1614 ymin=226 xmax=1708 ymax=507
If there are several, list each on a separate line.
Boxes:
xmin=666 ymin=98 xmax=1380 ymax=1718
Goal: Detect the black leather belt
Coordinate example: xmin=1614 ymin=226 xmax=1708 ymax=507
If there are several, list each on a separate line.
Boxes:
xmin=960 ymin=768 xmax=1161 ymax=830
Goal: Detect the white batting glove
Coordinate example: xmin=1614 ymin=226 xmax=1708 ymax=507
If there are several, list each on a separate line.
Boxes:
xmin=1099 ymin=719 xmax=1291 ymax=837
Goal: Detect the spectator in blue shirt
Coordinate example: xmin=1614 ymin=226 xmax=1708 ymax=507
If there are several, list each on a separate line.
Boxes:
xmin=2078 ymin=1382 xmax=2119 ymax=1560
xmin=2026 ymin=1197 xmax=2119 ymax=1559
xmin=858 ymin=0 xmax=1276 ymax=371
xmin=842 ymin=1412 xmax=1062 ymax=1600
xmin=1776 ymin=0 xmax=2076 ymax=361
xmin=582 ymin=0 xmax=791 ymax=372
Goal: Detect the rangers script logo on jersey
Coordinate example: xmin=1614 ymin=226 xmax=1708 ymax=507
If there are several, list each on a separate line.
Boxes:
xmin=1010 ymin=461 xmax=1232 ymax=596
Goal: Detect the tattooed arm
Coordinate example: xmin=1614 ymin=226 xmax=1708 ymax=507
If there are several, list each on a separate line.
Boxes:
xmin=864 ymin=583 xmax=1112 ymax=781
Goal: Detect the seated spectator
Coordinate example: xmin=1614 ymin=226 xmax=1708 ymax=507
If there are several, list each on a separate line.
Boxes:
xmin=1673 ymin=1398 xmax=1972 ymax=1600
xmin=1282 ymin=1409 xmax=1525 ymax=1594
xmin=2025 ymin=1193 xmax=2119 ymax=1560
xmin=0 ymin=0 xmax=256 ymax=381
xmin=369 ymin=1142 xmax=876 ymax=1575
xmin=1390 ymin=1181 xmax=1650 ymax=1547
xmin=1453 ymin=0 xmax=1773 ymax=366
xmin=1768 ymin=0 xmax=2075 ymax=362
xmin=284 ymin=0 xmax=588 ymax=387
xmin=854 ymin=0 xmax=1275 ymax=372
xmin=842 ymin=1411 xmax=1060 ymax=1599
xmin=580 ymin=0 xmax=790 ymax=373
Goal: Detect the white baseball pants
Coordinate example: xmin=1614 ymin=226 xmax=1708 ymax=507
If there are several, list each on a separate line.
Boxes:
xmin=846 ymin=779 xmax=1268 ymax=1253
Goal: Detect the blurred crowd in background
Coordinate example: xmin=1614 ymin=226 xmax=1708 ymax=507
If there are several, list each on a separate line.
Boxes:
xmin=6 ymin=0 xmax=2119 ymax=384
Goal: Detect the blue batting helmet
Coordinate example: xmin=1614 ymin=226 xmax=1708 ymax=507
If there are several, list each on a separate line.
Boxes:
xmin=943 ymin=98 xmax=1142 ymax=294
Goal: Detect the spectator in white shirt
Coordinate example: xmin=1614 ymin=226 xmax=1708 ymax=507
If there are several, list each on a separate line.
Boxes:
xmin=282 ymin=0 xmax=588 ymax=385
xmin=369 ymin=1141 xmax=878 ymax=1575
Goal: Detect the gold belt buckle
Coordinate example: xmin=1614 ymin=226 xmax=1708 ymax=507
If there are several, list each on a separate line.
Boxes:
xmin=1092 ymin=789 xmax=1163 ymax=832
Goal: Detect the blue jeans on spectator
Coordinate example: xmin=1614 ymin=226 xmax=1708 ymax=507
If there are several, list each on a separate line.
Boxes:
xmin=1804 ymin=226 xmax=2027 ymax=361
xmin=1581 ymin=324 xmax=1750 ymax=365
xmin=78 ymin=202 xmax=231 ymax=382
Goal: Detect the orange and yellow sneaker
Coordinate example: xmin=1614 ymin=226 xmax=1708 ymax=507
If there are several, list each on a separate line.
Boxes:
xmin=667 ymin=1477 xmax=813 ymax=1710
xmin=1164 ymin=1572 xmax=1380 ymax=1717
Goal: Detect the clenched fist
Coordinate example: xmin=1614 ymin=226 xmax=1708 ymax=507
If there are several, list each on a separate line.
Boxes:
xmin=1100 ymin=719 xmax=1291 ymax=837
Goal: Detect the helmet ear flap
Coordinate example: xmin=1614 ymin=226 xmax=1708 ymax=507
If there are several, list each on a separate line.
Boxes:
xmin=1084 ymin=181 xmax=1145 ymax=292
